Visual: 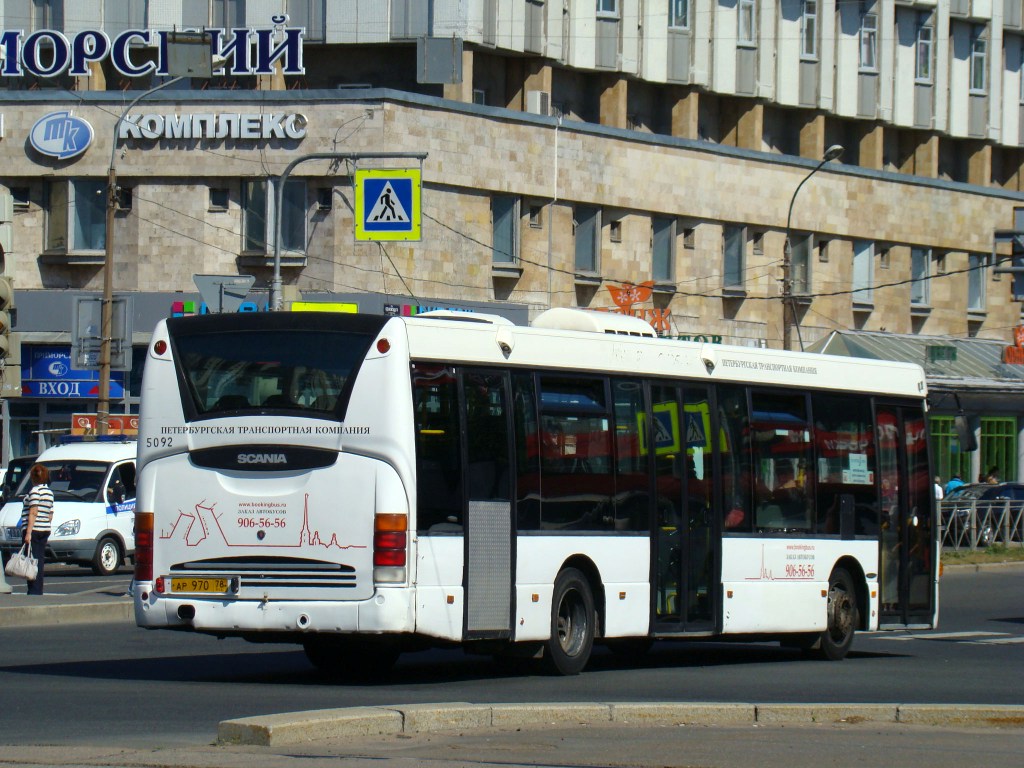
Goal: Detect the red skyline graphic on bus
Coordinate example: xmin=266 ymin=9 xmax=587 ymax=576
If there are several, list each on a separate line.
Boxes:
xmin=159 ymin=493 xmax=365 ymax=550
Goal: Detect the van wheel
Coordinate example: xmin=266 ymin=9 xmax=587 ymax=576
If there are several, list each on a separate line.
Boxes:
xmin=92 ymin=537 xmax=122 ymax=576
xmin=542 ymin=568 xmax=595 ymax=676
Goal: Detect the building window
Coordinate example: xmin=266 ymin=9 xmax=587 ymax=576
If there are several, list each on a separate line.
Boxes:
xmin=980 ymin=417 xmax=1017 ymax=484
xmin=609 ymin=219 xmax=623 ymax=243
xmin=26 ymin=0 xmax=64 ymax=30
xmin=473 ymin=89 xmax=487 ymax=105
xmin=968 ymin=253 xmax=986 ymax=310
xmin=791 ymin=233 xmax=812 ymax=294
xmin=852 ymin=240 xmax=874 ymax=305
xmin=115 ymin=186 xmax=133 ymax=212
xmin=738 ymin=0 xmax=757 ymax=46
xmin=970 ymin=25 xmax=988 ymax=94
xmin=911 ymin=247 xmax=931 ymax=306
xmin=879 ymin=247 xmax=890 ymax=269
xmin=209 ymin=187 xmax=229 ymax=212
xmin=492 ymin=195 xmax=519 ymax=264
xmin=801 ymin=0 xmax=818 ymax=60
xmin=285 ymin=0 xmax=326 ymax=42
xmin=574 ymin=205 xmax=601 ymax=273
xmin=315 ymin=187 xmax=332 ymax=211
xmin=529 ymin=203 xmax=544 ymax=229
xmin=596 ymin=0 xmax=618 ymax=17
xmin=1019 ymin=46 xmax=1024 ymax=104
xmin=11 ymin=187 xmax=30 ymax=212
xmin=213 ymin=0 xmax=245 ymax=28
xmin=104 ymin=0 xmax=147 ymax=37
xmin=817 ymin=239 xmax=830 ymax=263
xmin=243 ymin=179 xmax=307 ymax=253
xmin=683 ymin=227 xmax=695 ymax=248
xmin=45 ymin=179 xmax=105 ymax=253
xmin=669 ymin=0 xmax=689 ymax=29
xmin=652 ymin=216 xmax=675 ymax=282
xmin=916 ymin=17 xmax=933 ymax=83
xmin=859 ymin=10 xmax=878 ymax=72
xmin=723 ymin=224 xmax=746 ymax=290
xmin=391 ymin=0 xmax=432 ymax=38
xmin=930 ymin=416 xmax=972 ymax=487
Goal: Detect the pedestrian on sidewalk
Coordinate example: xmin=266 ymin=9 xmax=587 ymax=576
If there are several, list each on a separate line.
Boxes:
xmin=21 ymin=463 xmax=53 ymax=595
xmin=944 ymin=473 xmax=965 ymax=495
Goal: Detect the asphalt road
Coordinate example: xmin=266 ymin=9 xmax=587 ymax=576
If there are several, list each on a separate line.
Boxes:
xmin=0 ymin=564 xmax=1021 ymax=752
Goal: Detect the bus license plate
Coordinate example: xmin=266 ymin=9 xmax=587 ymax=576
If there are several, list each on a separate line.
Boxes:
xmin=171 ymin=577 xmax=229 ymax=594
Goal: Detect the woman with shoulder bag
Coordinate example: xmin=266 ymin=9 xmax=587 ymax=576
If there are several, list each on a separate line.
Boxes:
xmin=21 ymin=463 xmax=54 ymax=595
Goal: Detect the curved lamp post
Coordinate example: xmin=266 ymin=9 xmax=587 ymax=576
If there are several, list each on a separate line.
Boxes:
xmin=782 ymin=144 xmax=844 ymax=352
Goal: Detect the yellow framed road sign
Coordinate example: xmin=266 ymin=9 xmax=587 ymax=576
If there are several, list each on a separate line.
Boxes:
xmin=354 ymin=168 xmax=422 ymax=241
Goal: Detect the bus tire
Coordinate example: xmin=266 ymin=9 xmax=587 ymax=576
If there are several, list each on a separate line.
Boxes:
xmin=543 ymin=567 xmax=595 ymax=676
xmin=92 ymin=537 xmax=122 ymax=576
xmin=816 ymin=567 xmax=858 ymax=661
xmin=303 ymin=637 xmax=400 ymax=680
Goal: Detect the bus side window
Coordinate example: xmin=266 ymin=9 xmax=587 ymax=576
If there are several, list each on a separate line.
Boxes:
xmin=412 ymin=365 xmax=463 ymax=533
xmin=717 ymin=385 xmax=752 ymax=533
xmin=812 ymin=394 xmax=876 ymax=535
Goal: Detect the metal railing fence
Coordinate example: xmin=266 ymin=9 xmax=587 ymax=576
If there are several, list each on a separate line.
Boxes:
xmin=938 ymin=499 xmax=1024 ymax=551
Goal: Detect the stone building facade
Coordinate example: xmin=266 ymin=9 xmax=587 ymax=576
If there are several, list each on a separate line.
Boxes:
xmin=1 ymin=2 xmax=1024 ymax=473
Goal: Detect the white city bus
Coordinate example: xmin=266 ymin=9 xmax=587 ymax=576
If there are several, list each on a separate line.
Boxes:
xmin=134 ymin=308 xmax=937 ymax=676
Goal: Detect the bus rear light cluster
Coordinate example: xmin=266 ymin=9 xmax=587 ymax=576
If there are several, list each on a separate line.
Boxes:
xmin=134 ymin=512 xmax=155 ymax=582
xmin=373 ymin=512 xmax=407 ymax=583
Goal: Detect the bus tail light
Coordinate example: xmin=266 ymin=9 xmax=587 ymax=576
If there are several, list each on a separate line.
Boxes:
xmin=374 ymin=513 xmax=407 ymax=583
xmin=134 ymin=512 xmax=154 ymax=582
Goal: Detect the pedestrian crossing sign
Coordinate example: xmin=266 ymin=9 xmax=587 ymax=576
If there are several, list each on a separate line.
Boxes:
xmin=354 ymin=168 xmax=421 ymax=241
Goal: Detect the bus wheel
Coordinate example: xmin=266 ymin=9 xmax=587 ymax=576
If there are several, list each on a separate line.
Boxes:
xmin=303 ymin=637 xmax=400 ymax=680
xmin=543 ymin=568 xmax=595 ymax=676
xmin=92 ymin=537 xmax=122 ymax=576
xmin=817 ymin=567 xmax=858 ymax=661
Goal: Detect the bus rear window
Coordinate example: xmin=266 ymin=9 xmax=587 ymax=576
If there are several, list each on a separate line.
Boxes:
xmin=171 ymin=328 xmax=377 ymax=419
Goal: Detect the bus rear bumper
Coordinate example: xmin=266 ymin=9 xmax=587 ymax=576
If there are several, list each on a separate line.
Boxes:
xmin=133 ymin=583 xmax=416 ymax=638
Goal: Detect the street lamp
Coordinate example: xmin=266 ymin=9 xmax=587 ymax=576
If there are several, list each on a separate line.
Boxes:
xmin=97 ymin=36 xmax=218 ymax=435
xmin=782 ymin=144 xmax=844 ymax=352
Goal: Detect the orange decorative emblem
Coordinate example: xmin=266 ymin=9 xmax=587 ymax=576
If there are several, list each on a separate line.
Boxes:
xmin=607 ymin=281 xmax=654 ymax=312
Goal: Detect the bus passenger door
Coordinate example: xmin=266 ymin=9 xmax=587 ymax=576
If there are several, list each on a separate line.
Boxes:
xmin=877 ymin=404 xmax=935 ymax=628
xmin=651 ymin=384 xmax=715 ymax=632
xmin=461 ymin=369 xmax=514 ymax=639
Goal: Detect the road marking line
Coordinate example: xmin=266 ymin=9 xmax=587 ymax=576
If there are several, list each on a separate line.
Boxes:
xmin=873 ymin=631 xmax=1010 ymax=641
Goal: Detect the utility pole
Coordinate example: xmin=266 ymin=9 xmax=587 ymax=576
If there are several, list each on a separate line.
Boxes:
xmin=98 ymin=35 xmax=218 ymax=434
xmin=782 ymin=144 xmax=844 ymax=352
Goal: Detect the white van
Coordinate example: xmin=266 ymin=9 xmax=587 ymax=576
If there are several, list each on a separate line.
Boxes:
xmin=0 ymin=438 xmax=137 ymax=575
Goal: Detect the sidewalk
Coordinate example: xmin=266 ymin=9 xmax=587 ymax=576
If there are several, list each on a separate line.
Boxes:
xmin=0 ymin=580 xmax=132 ymax=626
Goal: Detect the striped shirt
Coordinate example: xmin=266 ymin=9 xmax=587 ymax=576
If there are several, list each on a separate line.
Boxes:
xmin=20 ymin=485 xmax=55 ymax=533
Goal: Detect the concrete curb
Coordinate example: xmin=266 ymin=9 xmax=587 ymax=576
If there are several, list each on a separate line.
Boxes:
xmin=217 ymin=701 xmax=1024 ymax=746
xmin=0 ymin=600 xmax=133 ymax=627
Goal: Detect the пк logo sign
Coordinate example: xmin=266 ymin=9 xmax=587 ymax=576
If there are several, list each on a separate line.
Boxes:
xmin=30 ymin=111 xmax=93 ymax=160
